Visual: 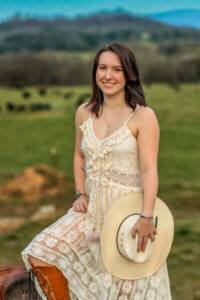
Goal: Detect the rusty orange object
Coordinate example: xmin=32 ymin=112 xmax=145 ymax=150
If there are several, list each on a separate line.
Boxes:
xmin=31 ymin=265 xmax=71 ymax=300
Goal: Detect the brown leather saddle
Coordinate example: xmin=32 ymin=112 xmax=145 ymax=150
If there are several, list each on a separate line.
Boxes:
xmin=0 ymin=265 xmax=42 ymax=300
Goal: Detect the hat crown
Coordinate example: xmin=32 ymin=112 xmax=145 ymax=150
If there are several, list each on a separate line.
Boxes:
xmin=117 ymin=214 xmax=156 ymax=263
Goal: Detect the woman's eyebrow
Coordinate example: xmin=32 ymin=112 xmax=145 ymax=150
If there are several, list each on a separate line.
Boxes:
xmin=98 ymin=63 xmax=122 ymax=67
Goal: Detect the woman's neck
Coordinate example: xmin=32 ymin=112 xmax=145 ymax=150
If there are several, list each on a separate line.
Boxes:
xmin=103 ymin=91 xmax=126 ymax=110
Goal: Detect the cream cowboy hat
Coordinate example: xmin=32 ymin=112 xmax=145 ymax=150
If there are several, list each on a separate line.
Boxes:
xmin=100 ymin=191 xmax=174 ymax=280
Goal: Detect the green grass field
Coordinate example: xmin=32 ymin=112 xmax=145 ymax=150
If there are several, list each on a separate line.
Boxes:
xmin=0 ymin=83 xmax=200 ymax=299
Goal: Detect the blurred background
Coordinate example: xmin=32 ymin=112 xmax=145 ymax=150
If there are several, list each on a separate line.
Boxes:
xmin=0 ymin=1 xmax=199 ymax=299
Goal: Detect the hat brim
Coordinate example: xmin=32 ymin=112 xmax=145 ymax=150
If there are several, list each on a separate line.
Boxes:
xmin=100 ymin=191 xmax=174 ymax=280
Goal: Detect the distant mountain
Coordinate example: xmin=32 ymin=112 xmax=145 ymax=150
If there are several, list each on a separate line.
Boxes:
xmin=0 ymin=11 xmax=200 ymax=53
xmin=142 ymin=9 xmax=200 ymax=29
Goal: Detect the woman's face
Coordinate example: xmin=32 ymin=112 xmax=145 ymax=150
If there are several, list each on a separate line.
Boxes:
xmin=96 ymin=51 xmax=126 ymax=96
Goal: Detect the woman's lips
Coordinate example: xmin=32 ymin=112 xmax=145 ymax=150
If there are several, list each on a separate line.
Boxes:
xmin=103 ymin=82 xmax=116 ymax=88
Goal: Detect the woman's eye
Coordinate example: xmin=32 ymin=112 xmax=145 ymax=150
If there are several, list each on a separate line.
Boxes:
xmin=98 ymin=66 xmax=122 ymax=71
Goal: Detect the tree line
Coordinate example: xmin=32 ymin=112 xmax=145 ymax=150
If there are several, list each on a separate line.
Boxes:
xmin=0 ymin=45 xmax=199 ymax=87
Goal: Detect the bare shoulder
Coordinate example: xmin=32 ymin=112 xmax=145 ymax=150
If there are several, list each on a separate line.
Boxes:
xmin=137 ymin=105 xmax=159 ymax=122
xmin=136 ymin=105 xmax=156 ymax=116
xmin=75 ymin=101 xmax=90 ymax=125
xmin=136 ymin=105 xmax=160 ymax=132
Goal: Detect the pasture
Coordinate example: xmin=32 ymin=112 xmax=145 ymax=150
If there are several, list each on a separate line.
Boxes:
xmin=0 ymin=83 xmax=199 ymax=299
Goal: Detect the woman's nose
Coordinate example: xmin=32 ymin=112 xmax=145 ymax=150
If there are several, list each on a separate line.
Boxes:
xmin=104 ymin=69 xmax=112 ymax=79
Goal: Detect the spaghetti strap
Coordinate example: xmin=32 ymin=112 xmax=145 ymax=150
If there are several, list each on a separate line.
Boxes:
xmin=90 ymin=105 xmax=140 ymax=128
xmin=124 ymin=105 xmax=140 ymax=124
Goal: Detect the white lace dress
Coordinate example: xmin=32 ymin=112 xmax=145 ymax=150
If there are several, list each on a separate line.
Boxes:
xmin=21 ymin=107 xmax=172 ymax=300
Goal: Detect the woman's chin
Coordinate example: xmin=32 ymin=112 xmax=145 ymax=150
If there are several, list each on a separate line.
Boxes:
xmin=103 ymin=89 xmax=122 ymax=97
xmin=101 ymin=87 xmax=118 ymax=94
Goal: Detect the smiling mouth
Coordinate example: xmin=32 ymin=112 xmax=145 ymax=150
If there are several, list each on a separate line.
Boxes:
xmin=103 ymin=82 xmax=116 ymax=87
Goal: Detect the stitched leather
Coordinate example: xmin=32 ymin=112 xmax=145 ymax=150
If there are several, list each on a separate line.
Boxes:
xmin=32 ymin=265 xmax=71 ymax=300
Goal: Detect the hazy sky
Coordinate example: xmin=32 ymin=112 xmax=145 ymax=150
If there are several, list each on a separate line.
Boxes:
xmin=0 ymin=0 xmax=200 ymax=21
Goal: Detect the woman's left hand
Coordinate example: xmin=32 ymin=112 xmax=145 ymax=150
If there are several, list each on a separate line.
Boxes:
xmin=132 ymin=217 xmax=157 ymax=252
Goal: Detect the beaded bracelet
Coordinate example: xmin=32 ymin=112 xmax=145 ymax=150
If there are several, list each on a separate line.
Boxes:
xmin=140 ymin=214 xmax=154 ymax=220
xmin=75 ymin=193 xmax=88 ymax=200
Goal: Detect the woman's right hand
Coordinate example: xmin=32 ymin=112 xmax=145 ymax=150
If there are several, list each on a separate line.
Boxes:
xmin=73 ymin=195 xmax=89 ymax=213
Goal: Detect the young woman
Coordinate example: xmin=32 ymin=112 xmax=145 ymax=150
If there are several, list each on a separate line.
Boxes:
xmin=21 ymin=43 xmax=172 ymax=299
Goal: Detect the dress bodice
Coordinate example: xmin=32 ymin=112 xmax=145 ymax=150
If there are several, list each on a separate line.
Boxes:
xmin=79 ymin=106 xmax=142 ymax=189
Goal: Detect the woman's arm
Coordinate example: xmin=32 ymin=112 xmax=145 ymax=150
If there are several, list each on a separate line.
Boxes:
xmin=132 ymin=106 xmax=159 ymax=252
xmin=137 ymin=107 xmax=160 ymax=217
xmin=73 ymin=103 xmax=89 ymax=212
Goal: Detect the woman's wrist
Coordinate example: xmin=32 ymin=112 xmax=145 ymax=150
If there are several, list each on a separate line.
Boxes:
xmin=75 ymin=192 xmax=87 ymax=199
xmin=80 ymin=194 xmax=89 ymax=201
xmin=75 ymin=192 xmax=89 ymax=201
xmin=139 ymin=214 xmax=154 ymax=220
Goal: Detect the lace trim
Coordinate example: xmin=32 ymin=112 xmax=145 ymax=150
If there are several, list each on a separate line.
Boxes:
xmin=21 ymin=209 xmax=172 ymax=300
xmin=105 ymin=169 xmax=141 ymax=187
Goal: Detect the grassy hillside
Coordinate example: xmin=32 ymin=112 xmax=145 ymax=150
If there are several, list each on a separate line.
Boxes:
xmin=0 ymin=83 xmax=199 ymax=299
xmin=0 ymin=12 xmax=200 ymax=53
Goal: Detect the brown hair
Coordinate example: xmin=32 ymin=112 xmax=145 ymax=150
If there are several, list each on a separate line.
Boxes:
xmin=85 ymin=42 xmax=147 ymax=117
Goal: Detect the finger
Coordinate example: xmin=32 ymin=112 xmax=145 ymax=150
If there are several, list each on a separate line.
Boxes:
xmin=78 ymin=201 xmax=85 ymax=212
xmin=75 ymin=201 xmax=81 ymax=212
xmin=85 ymin=199 xmax=89 ymax=207
xmin=151 ymin=234 xmax=155 ymax=242
xmin=75 ymin=203 xmax=80 ymax=212
xmin=73 ymin=203 xmax=78 ymax=212
xmin=85 ymin=202 xmax=88 ymax=212
xmin=83 ymin=200 xmax=88 ymax=212
xmin=153 ymin=230 xmax=157 ymax=235
xmin=80 ymin=200 xmax=87 ymax=212
xmin=141 ymin=237 xmax=148 ymax=252
xmin=137 ymin=235 xmax=143 ymax=252
xmin=81 ymin=203 xmax=86 ymax=212
xmin=132 ymin=228 xmax=137 ymax=238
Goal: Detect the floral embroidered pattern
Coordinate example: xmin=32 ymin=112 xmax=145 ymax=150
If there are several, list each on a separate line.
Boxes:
xmin=122 ymin=281 xmax=133 ymax=294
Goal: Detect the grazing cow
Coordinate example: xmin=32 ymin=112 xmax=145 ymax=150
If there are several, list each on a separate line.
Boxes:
xmin=6 ymin=103 xmax=26 ymax=112
xmin=6 ymin=102 xmax=15 ymax=112
xmin=18 ymin=104 xmax=26 ymax=111
xmin=30 ymin=103 xmax=51 ymax=112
